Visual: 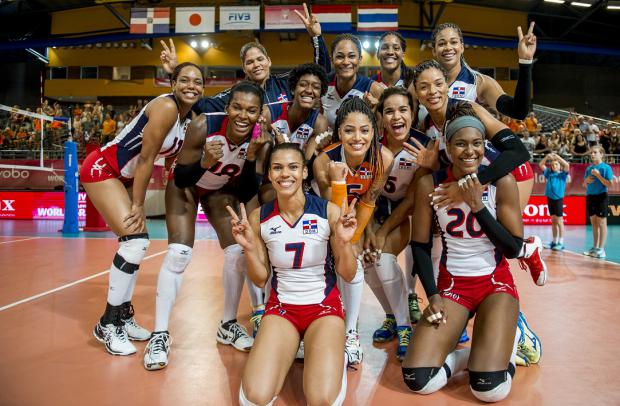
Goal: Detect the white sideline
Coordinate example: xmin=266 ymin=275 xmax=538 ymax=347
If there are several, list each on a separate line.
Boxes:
xmin=0 ymin=237 xmax=41 ymax=245
xmin=0 ymin=249 xmax=167 ymax=312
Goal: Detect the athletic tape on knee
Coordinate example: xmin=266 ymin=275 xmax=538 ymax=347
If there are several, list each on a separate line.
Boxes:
xmin=469 ymin=370 xmax=512 ymax=403
xmin=239 ymin=385 xmax=276 ymax=406
xmin=114 ymin=234 xmax=150 ymax=274
xmin=163 ymin=244 xmax=193 ymax=274
xmin=402 ymin=365 xmax=449 ymax=394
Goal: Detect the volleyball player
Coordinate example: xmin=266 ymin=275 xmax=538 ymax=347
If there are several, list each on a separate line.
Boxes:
xmin=363 ymin=87 xmax=431 ymax=360
xmin=143 ymin=81 xmax=270 ymax=370
xmin=312 ymin=97 xmax=394 ymax=365
xmin=408 ymin=60 xmax=544 ymax=363
xmin=229 ymin=143 xmax=357 ymax=406
xmin=371 ymin=32 xmax=412 ymax=89
xmin=81 ymin=63 xmax=204 ymax=356
xmin=420 ymin=21 xmax=538 ymax=209
xmin=403 ymin=108 xmax=523 ymax=403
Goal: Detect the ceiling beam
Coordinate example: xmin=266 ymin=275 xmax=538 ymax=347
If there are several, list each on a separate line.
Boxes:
xmin=559 ymin=0 xmax=606 ymax=39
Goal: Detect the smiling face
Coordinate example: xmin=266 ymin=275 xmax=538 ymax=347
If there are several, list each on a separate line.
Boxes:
xmin=333 ymin=40 xmax=361 ymax=81
xmin=382 ymin=94 xmax=412 ymax=143
xmin=339 ymin=111 xmax=374 ymax=160
xmin=378 ymin=34 xmax=404 ymax=73
xmin=243 ymin=47 xmax=272 ymax=84
xmin=225 ymin=92 xmax=262 ymax=139
xmin=551 ymin=160 xmax=561 ymax=172
xmin=268 ymin=148 xmax=307 ymax=197
xmin=415 ymin=67 xmax=448 ymax=114
xmin=432 ymin=27 xmax=464 ymax=70
xmin=294 ymin=73 xmax=322 ymax=109
xmin=171 ymin=65 xmax=204 ymax=106
xmin=447 ymin=127 xmax=485 ymax=176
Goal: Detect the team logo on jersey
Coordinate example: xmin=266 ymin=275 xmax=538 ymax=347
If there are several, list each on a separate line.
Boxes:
xmin=452 ymin=86 xmax=466 ymax=97
xmin=269 ymin=225 xmax=282 ymax=235
xmin=399 ymin=158 xmax=413 ymax=170
xmin=237 ymin=147 xmax=248 ymax=160
xmin=296 ymin=126 xmax=311 ymax=140
xmin=303 ymin=219 xmax=318 ymax=234
xmin=482 ymin=190 xmax=489 ymax=202
xmin=277 ymin=93 xmax=288 ymax=102
xmin=358 ymin=167 xmax=372 ymax=179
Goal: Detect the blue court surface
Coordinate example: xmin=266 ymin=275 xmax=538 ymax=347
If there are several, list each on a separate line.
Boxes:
xmin=1 ymin=220 xmax=619 ymax=266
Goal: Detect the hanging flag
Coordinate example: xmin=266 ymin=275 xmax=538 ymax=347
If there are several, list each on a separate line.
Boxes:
xmin=264 ymin=5 xmax=305 ymax=30
xmin=219 ymin=6 xmax=260 ymax=31
xmin=130 ymin=7 xmax=170 ymax=34
xmin=311 ymin=5 xmax=352 ymax=32
xmin=175 ymin=7 xmax=215 ymax=33
xmin=357 ymin=5 xmax=398 ymax=32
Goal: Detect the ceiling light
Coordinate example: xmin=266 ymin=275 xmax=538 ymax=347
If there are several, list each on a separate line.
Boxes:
xmin=200 ymin=40 xmax=209 ymax=49
xmin=544 ymin=0 xmax=565 ymax=3
xmin=571 ymin=1 xmax=591 ymax=7
xmin=190 ymin=40 xmax=198 ymax=48
xmin=363 ymin=40 xmax=370 ymax=50
xmin=374 ymin=40 xmax=380 ymax=49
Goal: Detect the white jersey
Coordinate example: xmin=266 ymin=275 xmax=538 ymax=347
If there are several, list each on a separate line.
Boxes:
xmin=269 ymin=102 xmax=320 ymax=150
xmin=322 ymin=74 xmax=374 ymax=128
xmin=195 ymin=115 xmax=249 ymax=191
xmin=382 ymin=130 xmax=429 ymax=201
xmin=260 ymin=194 xmax=337 ymax=305
xmin=101 ymin=93 xmax=189 ymax=178
xmin=435 ymin=167 xmax=502 ymax=277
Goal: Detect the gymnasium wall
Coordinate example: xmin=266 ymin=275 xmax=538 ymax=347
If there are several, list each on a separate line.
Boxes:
xmin=44 ymin=3 xmax=525 ymax=99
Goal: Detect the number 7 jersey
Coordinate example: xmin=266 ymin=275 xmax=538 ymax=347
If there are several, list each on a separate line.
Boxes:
xmin=260 ymin=194 xmax=337 ymax=305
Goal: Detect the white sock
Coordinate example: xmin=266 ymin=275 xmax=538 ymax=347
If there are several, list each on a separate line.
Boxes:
xmin=363 ymin=262 xmax=392 ymax=315
xmin=331 ymin=356 xmax=348 ymax=406
xmin=107 ymin=236 xmax=150 ymax=306
xmin=376 ymin=253 xmax=410 ymax=326
xmin=445 ymin=347 xmax=470 ymax=375
xmin=559 ymin=237 xmax=564 ymax=244
xmin=223 ymin=244 xmax=245 ymax=322
xmin=342 ymin=259 xmax=365 ymax=332
xmin=154 ymin=244 xmax=192 ymax=332
xmin=404 ymin=247 xmax=414 ymax=294
xmin=238 ymin=250 xmax=264 ymax=309
xmin=239 ymin=384 xmax=276 ymax=406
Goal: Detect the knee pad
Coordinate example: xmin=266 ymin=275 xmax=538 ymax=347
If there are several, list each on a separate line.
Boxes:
xmin=224 ymin=244 xmax=244 ymax=274
xmin=115 ymin=233 xmax=150 ymax=274
xmin=163 ymin=243 xmax=192 ymax=274
xmin=239 ymin=384 xmax=275 ymax=406
xmin=402 ymin=366 xmax=449 ymax=394
xmin=469 ymin=370 xmax=512 ymax=403
xmin=376 ymin=253 xmax=402 ymax=284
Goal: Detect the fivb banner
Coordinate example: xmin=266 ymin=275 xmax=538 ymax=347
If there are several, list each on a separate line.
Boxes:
xmin=219 ymin=6 xmax=260 ymax=31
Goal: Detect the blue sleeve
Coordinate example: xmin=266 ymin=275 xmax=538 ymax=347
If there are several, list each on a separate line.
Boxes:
xmin=543 ymin=168 xmax=550 ymax=179
xmin=313 ymin=36 xmax=332 ymax=74
xmin=560 ymin=171 xmax=568 ymax=181
xmin=584 ymin=166 xmax=591 ymax=179
xmin=603 ymin=164 xmax=614 ymax=180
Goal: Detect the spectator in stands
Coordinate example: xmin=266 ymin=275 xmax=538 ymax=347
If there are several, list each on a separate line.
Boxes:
xmin=524 ymin=111 xmax=538 ymax=133
xmin=520 ymin=129 xmax=536 ymax=161
xmin=116 ymin=113 xmax=126 ymax=135
xmin=570 ymin=131 xmax=589 ymax=158
xmin=583 ymin=146 xmax=613 ymax=259
xmin=101 ymin=112 xmax=117 ymax=145
xmin=585 ymin=117 xmax=599 ymax=147
xmin=577 ymin=115 xmax=588 ymax=134
xmin=548 ymin=131 xmax=561 ymax=153
xmin=81 ymin=111 xmax=94 ymax=142
xmin=73 ymin=104 xmax=83 ymax=120
xmin=534 ymin=132 xmax=550 ymax=155
xmin=611 ymin=131 xmax=620 ymax=155
xmin=540 ymin=153 xmax=570 ymax=251
xmin=557 ymin=137 xmax=571 ymax=159
xmin=600 ymin=123 xmax=613 ymax=153
xmin=93 ymin=100 xmax=103 ymax=122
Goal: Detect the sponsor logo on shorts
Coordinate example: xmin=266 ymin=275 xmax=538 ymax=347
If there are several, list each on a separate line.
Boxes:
xmin=442 ymin=291 xmax=460 ymax=301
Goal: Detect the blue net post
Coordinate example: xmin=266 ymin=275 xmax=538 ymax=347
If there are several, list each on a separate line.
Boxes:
xmin=62 ymin=141 xmax=80 ymax=234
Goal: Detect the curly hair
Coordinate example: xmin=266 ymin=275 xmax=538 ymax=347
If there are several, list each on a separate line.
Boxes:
xmin=288 ymin=63 xmax=329 ymax=98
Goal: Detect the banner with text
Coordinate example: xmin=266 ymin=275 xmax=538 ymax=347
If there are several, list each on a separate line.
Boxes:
xmin=522 ymin=195 xmax=586 ymax=225
xmin=219 ymin=6 xmax=260 ymax=31
xmin=531 ymin=163 xmax=620 ymax=196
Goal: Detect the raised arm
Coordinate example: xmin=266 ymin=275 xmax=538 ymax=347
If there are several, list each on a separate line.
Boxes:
xmin=477 ymin=22 xmax=536 ymax=120
xmin=327 ymin=200 xmax=358 ymax=282
xmin=294 ymin=3 xmax=332 ymax=73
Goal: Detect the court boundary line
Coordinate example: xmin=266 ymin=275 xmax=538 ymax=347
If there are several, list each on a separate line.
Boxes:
xmin=0 ymin=237 xmax=41 ymax=245
xmin=555 ymin=248 xmax=620 ymax=268
xmin=0 ymin=250 xmax=167 ymax=312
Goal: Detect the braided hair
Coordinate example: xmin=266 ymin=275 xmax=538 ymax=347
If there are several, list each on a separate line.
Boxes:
xmin=333 ymin=97 xmax=384 ymax=180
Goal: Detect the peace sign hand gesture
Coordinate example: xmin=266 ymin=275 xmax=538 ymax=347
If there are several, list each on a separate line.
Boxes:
xmin=294 ymin=3 xmax=322 ymax=37
xmin=517 ymin=21 xmax=537 ymax=61
xmin=226 ymin=204 xmax=254 ymax=250
xmin=335 ymin=197 xmax=358 ymax=245
xmin=160 ymin=39 xmax=179 ymax=74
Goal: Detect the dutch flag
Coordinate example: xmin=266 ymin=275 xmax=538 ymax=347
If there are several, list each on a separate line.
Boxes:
xmin=357 ymin=5 xmax=398 ymax=32
xmin=311 ymin=5 xmax=352 ymax=32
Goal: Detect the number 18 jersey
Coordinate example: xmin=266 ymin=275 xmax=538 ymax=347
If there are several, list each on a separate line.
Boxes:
xmin=260 ymin=194 xmax=337 ymax=305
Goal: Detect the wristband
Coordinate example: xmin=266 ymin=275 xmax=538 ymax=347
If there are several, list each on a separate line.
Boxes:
xmin=330 ymin=181 xmax=347 ymax=208
xmin=518 ymin=59 xmax=533 ymax=65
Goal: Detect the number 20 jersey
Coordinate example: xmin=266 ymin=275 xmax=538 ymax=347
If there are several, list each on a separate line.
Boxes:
xmin=260 ymin=194 xmax=337 ymax=305
xmin=434 ymin=167 xmax=508 ymax=277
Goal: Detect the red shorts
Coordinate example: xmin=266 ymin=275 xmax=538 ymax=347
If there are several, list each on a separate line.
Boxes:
xmin=437 ymin=261 xmax=519 ymax=312
xmin=511 ymin=162 xmax=534 ymax=182
xmin=80 ymin=148 xmax=131 ymax=185
xmin=264 ymin=287 xmax=345 ymax=336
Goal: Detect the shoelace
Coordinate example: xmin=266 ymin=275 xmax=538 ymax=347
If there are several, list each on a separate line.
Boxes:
xmin=380 ymin=318 xmax=395 ymax=331
xmin=227 ymin=322 xmax=249 ymax=340
xmin=410 ymin=297 xmax=423 ymax=312
xmin=345 ymin=332 xmax=359 ymax=346
xmin=397 ymin=329 xmax=411 ymax=346
xmin=149 ymin=333 xmax=171 ymax=356
xmin=250 ymin=313 xmax=263 ymax=327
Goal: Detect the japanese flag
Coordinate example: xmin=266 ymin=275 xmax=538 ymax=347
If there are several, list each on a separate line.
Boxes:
xmin=175 ymin=7 xmax=215 ymax=33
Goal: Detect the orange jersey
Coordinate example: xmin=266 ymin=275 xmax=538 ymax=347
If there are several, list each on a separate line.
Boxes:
xmin=323 ymin=142 xmax=374 ymax=203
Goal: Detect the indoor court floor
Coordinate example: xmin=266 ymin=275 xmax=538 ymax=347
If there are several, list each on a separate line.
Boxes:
xmin=1 ymin=220 xmax=619 ymax=405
